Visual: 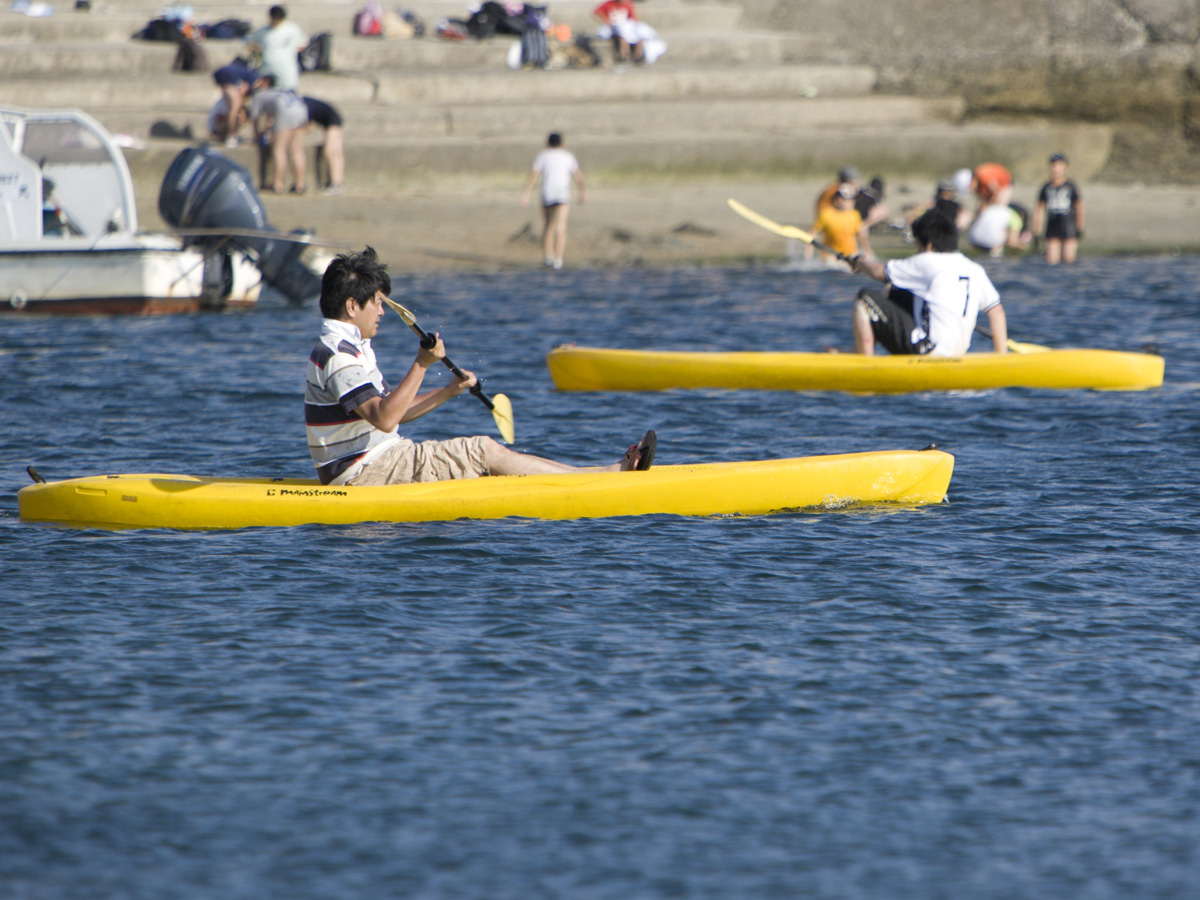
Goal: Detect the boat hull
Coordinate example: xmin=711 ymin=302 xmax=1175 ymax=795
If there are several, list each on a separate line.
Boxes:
xmin=0 ymin=241 xmax=262 ymax=315
xmin=546 ymin=346 xmax=1164 ymax=393
xmin=17 ymin=450 xmax=955 ymax=530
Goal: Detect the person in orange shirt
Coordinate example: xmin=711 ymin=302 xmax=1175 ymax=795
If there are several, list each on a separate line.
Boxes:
xmin=809 ymin=183 xmax=872 ymax=267
xmin=814 ymin=166 xmax=860 ymax=219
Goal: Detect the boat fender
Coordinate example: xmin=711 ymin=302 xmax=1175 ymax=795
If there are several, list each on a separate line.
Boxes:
xmin=9 ymin=291 xmax=28 ymax=310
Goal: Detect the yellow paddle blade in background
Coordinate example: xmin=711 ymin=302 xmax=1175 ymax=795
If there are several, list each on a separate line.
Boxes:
xmin=727 ymin=198 xmax=817 ymax=244
xmin=1006 ymin=340 xmax=1051 ymax=354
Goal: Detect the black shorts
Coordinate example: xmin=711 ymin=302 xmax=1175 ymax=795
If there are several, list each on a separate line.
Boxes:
xmin=857 ymin=288 xmax=930 ymax=355
xmin=303 ymin=97 xmax=343 ymax=129
xmin=1045 ymin=214 xmax=1078 ymax=240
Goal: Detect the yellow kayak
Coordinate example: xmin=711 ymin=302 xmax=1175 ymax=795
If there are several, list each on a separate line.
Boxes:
xmin=546 ymin=345 xmax=1164 ymax=393
xmin=17 ymin=449 xmax=954 ymax=530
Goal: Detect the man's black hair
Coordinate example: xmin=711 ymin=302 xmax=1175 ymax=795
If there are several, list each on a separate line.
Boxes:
xmin=547 ymin=132 xmax=562 ymax=147
xmin=319 ymin=246 xmax=392 ymax=319
xmin=269 ymin=5 xmax=287 ymax=20
xmin=911 ymin=208 xmax=959 ymax=252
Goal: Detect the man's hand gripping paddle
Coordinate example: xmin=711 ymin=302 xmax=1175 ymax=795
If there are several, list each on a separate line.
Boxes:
xmin=381 ymin=296 xmax=516 ymax=444
xmin=729 ymin=198 xmax=1048 ymax=355
xmin=727 ymin=198 xmax=856 ymax=264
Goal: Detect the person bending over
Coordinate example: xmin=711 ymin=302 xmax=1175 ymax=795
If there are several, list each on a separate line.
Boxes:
xmin=848 ymin=210 xmax=1008 ymax=357
xmin=305 ymin=247 xmax=654 ymax=486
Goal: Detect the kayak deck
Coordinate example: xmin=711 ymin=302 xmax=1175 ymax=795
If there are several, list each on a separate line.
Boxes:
xmin=546 ymin=346 xmax=1165 ymax=393
xmin=17 ymin=449 xmax=954 ymax=530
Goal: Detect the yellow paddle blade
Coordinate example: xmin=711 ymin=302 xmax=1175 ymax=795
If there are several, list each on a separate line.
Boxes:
xmin=727 ymin=198 xmax=816 ymax=244
xmin=381 ymin=295 xmax=417 ymax=327
xmin=491 ymin=393 xmax=515 ymax=444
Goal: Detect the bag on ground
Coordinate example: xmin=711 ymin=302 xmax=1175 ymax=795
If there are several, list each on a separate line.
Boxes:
xmin=298 ymin=32 xmax=333 ymax=70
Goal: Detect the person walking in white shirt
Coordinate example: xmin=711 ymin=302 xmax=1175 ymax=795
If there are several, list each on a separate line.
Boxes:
xmin=520 ymin=133 xmax=586 ymax=269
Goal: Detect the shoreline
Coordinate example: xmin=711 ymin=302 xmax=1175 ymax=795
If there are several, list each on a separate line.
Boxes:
xmin=242 ymin=177 xmax=1200 ymax=273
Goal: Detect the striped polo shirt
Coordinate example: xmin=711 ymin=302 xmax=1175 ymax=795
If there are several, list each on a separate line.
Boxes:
xmin=305 ymin=319 xmax=400 ymax=484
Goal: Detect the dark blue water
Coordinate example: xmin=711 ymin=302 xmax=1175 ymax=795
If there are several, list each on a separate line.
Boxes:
xmin=2 ymin=257 xmax=1198 ymax=899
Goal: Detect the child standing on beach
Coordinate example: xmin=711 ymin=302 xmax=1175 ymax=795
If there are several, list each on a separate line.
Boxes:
xmin=1032 ymin=153 xmax=1085 ymax=265
xmin=519 ymin=133 xmax=586 ymax=270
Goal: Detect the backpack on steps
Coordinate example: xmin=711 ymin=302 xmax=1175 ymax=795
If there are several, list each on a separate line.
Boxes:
xmin=520 ymin=28 xmax=548 ymax=68
xmin=299 ymin=33 xmax=333 ymax=71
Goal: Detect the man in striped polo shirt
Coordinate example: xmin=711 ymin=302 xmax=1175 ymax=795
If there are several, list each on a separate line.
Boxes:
xmin=305 ymin=247 xmax=655 ymax=485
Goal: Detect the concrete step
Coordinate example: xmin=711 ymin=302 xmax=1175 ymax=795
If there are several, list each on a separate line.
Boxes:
xmin=370 ymin=63 xmax=876 ymax=103
xmin=0 ymin=1 xmax=746 ymax=42
xmin=0 ymin=63 xmax=876 ymax=109
xmin=0 ymin=28 xmax=812 ymax=77
xmin=92 ymin=95 xmax=968 ymax=143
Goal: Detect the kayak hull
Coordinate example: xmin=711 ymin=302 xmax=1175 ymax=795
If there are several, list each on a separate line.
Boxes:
xmin=546 ymin=346 xmax=1164 ymax=393
xmin=17 ymin=450 xmax=954 ymax=530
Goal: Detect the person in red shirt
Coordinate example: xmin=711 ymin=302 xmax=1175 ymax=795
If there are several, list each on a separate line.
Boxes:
xmin=594 ymin=0 xmax=643 ymax=63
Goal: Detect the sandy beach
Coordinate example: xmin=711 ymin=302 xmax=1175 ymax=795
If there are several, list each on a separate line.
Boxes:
xmin=248 ymin=176 xmax=1200 ymax=272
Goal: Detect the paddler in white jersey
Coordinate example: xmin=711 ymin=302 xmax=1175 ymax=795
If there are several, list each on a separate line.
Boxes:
xmin=847 ymin=209 xmax=1008 ymax=357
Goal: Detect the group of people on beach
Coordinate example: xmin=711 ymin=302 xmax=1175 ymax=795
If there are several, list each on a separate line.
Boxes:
xmin=809 ymin=155 xmax=1085 ymax=268
xmin=208 ymin=5 xmax=345 ymax=196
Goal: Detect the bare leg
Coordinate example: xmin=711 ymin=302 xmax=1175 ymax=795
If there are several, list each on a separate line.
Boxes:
xmin=484 ymin=438 xmax=632 ymax=475
xmin=549 ymin=203 xmax=569 ymax=265
xmin=540 ymin=205 xmax=556 ymax=265
xmin=1061 ymin=237 xmax=1078 ymax=263
xmin=288 ymin=129 xmax=307 ymax=192
xmin=1045 ymin=238 xmax=1063 ymax=265
xmin=219 ymin=85 xmax=244 ymax=141
xmin=323 ymin=125 xmax=345 ymax=187
xmin=270 ymin=131 xmax=288 ymax=193
xmin=852 ymin=298 xmax=875 ymax=355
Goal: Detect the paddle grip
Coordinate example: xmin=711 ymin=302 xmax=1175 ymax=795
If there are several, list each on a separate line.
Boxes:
xmin=412 ymin=323 xmax=495 ymax=410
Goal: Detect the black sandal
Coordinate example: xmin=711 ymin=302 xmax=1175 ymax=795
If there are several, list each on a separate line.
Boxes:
xmin=635 ymin=430 xmax=656 ymax=471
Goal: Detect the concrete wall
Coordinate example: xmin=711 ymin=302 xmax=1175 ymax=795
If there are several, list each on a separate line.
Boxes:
xmin=732 ymin=0 xmax=1200 ymax=180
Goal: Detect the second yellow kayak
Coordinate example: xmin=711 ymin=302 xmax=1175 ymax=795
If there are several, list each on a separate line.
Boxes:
xmin=546 ymin=345 xmax=1164 ymax=393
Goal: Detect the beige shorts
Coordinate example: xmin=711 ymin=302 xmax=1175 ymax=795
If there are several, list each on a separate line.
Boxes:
xmin=346 ymin=436 xmax=491 ymax=486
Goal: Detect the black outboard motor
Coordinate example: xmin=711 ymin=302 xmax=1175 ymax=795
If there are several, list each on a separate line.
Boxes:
xmin=158 ymin=146 xmax=322 ymax=304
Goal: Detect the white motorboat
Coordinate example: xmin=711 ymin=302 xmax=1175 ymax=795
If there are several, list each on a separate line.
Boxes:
xmin=0 ymin=106 xmax=323 ymax=315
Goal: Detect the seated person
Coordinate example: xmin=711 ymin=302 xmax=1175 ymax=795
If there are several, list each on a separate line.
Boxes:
xmin=849 ymin=210 xmax=1008 ymax=357
xmin=593 ymin=0 xmax=642 ymax=63
xmin=306 ymin=247 xmax=656 ymax=486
